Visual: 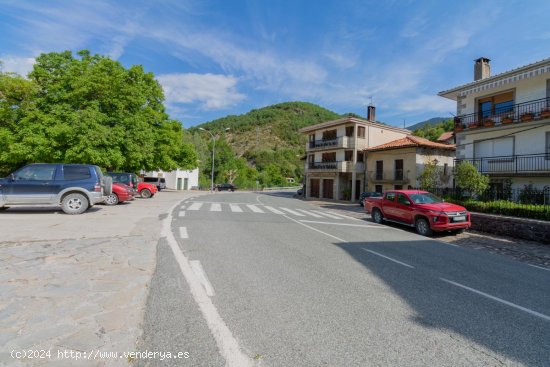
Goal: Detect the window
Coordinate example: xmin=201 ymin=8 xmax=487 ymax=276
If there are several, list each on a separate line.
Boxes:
xmin=474 ymin=137 xmax=514 ymax=158
xmin=546 ymin=132 xmax=550 ymax=160
xmin=322 ymin=129 xmax=337 ymax=140
xmin=394 ymin=185 xmax=403 ymax=190
xmin=443 ymin=163 xmax=448 ymax=176
xmin=357 ymin=151 xmax=364 ymax=162
xmin=15 ymin=165 xmax=56 ymax=181
xmin=345 ymin=126 xmax=354 ymax=137
xmin=63 ymin=165 xmax=91 ymax=180
xmin=385 ymin=192 xmax=396 ymax=202
xmin=375 ymin=185 xmax=383 ymax=193
xmin=358 ymin=126 xmax=366 ymax=138
xmin=345 ymin=150 xmax=353 ymax=161
xmin=396 ymin=193 xmax=409 ymax=204
xmin=478 ymin=91 xmax=514 ymax=118
xmin=376 ymin=160 xmax=383 ymax=180
xmin=322 ymin=152 xmax=336 ymax=162
xmin=395 ymin=159 xmax=403 ymax=180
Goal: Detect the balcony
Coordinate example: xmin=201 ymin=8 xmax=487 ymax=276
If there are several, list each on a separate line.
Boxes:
xmin=454 ymin=97 xmax=550 ymax=131
xmin=455 ymin=153 xmax=550 ymax=176
xmin=368 ymin=169 xmax=409 ymax=184
xmin=308 ymin=136 xmax=365 ymax=151
xmin=308 ymin=161 xmax=365 ymax=173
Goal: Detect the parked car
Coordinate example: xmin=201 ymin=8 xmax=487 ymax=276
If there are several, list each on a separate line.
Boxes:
xmin=0 ymin=163 xmax=112 ymax=214
xmin=216 ymin=183 xmax=237 ymax=192
xmin=106 ymin=172 xmax=158 ymax=198
xmin=143 ymin=176 xmax=166 ymax=191
xmin=363 ymin=190 xmax=471 ymax=236
xmin=358 ymin=191 xmax=383 ymax=206
xmin=104 ymin=182 xmax=134 ymax=205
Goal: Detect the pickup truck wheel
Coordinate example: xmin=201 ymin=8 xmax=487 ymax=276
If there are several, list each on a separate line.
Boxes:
xmin=372 ymin=209 xmax=384 ymax=224
xmin=104 ymin=193 xmax=119 ymax=206
xmin=61 ymin=193 xmax=89 ymax=214
xmin=454 ymin=228 xmax=465 ymax=234
xmin=415 ymin=218 xmax=433 ymax=237
xmin=141 ymin=188 xmax=152 ymax=198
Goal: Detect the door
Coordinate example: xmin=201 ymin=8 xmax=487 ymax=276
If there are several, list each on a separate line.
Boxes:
xmin=381 ymin=192 xmax=398 ymax=220
xmin=184 ymin=178 xmax=189 ymax=190
xmin=376 ymin=161 xmax=383 ymax=180
xmin=395 ymin=159 xmax=404 ymax=180
xmin=355 ymin=180 xmax=361 ymax=200
xmin=177 ymin=178 xmax=183 ymax=190
xmin=322 ymin=179 xmax=334 ymax=199
xmin=310 ymin=179 xmax=320 ymax=198
xmin=5 ymin=164 xmax=58 ymax=204
xmin=394 ymin=193 xmax=414 ymax=224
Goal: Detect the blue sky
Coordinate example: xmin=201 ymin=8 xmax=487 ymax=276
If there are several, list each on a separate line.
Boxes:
xmin=1 ymin=0 xmax=550 ymax=128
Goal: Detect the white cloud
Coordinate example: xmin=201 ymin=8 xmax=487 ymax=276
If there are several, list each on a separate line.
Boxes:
xmin=0 ymin=55 xmax=36 ymax=76
xmin=157 ymin=73 xmax=246 ymax=110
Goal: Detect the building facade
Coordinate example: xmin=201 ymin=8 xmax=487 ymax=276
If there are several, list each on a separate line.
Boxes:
xmin=439 ymin=57 xmax=550 ymax=190
xmin=364 ymin=136 xmax=455 ymax=192
xmin=299 ymin=110 xmax=410 ymax=201
xmin=142 ymin=168 xmax=199 ymax=190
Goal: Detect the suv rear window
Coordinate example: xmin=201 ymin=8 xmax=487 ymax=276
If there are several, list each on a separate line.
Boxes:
xmin=144 ymin=177 xmax=159 ymax=183
xmin=63 ymin=165 xmax=92 ymax=180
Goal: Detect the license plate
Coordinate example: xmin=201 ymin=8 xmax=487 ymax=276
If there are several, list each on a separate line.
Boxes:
xmin=453 ymin=216 xmax=466 ymax=222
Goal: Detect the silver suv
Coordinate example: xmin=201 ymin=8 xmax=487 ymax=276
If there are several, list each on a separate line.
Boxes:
xmin=0 ymin=164 xmax=112 ymax=214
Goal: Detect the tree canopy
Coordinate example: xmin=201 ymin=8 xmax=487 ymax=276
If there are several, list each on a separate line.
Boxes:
xmin=0 ymin=50 xmax=196 ymax=175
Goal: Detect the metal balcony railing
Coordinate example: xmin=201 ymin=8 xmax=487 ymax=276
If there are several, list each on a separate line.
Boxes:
xmin=309 ymin=161 xmax=337 ymax=169
xmin=455 ymin=153 xmax=550 ymax=174
xmin=368 ymin=169 xmax=408 ymax=182
xmin=454 ymin=97 xmax=550 ymax=130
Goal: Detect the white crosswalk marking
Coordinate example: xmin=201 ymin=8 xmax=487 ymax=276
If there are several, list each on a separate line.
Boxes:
xmin=246 ymin=204 xmax=264 ymax=213
xmin=295 ymin=209 xmax=324 ymax=218
xmin=179 ymin=226 xmax=188 ymax=239
xmin=187 ymin=202 xmax=203 ymax=211
xmin=264 ymin=206 xmax=285 ymax=215
xmin=280 ymin=207 xmax=305 ymax=216
xmin=312 ymin=211 xmax=343 ymax=219
xmin=230 ymin=204 xmax=243 ymax=212
xmin=210 ymin=203 xmax=222 ymax=212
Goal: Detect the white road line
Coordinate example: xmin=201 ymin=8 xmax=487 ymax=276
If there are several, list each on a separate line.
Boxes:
xmin=190 ymin=260 xmax=216 ymax=297
xmin=528 ymin=264 xmax=550 ymax=272
xmin=299 ymin=220 xmax=380 ymax=228
xmin=264 ymin=206 xmax=285 ymax=215
xmin=210 ymin=203 xmax=222 ymax=212
xmin=178 ymin=211 xmax=186 ymax=217
xmin=230 ymin=204 xmax=243 ymax=213
xmin=283 ymin=215 xmax=346 ymax=242
xmin=312 ymin=211 xmax=343 ymax=219
xmin=162 ymin=201 xmax=253 ymax=367
xmin=295 ymin=209 xmax=324 ymax=218
xmin=246 ymin=204 xmax=264 ymax=213
xmin=362 ymin=249 xmax=415 ymax=269
xmin=440 ymin=278 xmax=550 ymax=322
xmin=187 ymin=202 xmax=203 ymax=211
xmin=179 ymin=227 xmax=188 ymax=239
xmin=280 ymin=207 xmax=305 ymax=216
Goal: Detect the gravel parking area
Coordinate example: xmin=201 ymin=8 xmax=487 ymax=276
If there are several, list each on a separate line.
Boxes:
xmin=307 ymin=200 xmax=550 ymax=270
xmin=0 ymin=190 xmax=206 ymax=366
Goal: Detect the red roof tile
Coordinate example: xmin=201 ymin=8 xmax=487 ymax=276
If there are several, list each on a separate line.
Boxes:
xmin=437 ymin=131 xmax=454 ymax=142
xmin=365 ymin=135 xmax=456 ymax=152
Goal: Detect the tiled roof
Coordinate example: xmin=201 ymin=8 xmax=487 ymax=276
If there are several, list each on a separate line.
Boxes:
xmin=437 ymin=131 xmax=454 ymax=142
xmin=365 ymin=135 xmax=456 ymax=152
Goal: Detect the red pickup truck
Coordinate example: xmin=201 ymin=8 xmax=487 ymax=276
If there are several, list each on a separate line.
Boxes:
xmin=364 ymin=190 xmax=470 ymax=236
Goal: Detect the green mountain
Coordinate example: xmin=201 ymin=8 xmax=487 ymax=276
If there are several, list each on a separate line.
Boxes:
xmin=406 ymin=117 xmax=448 ymax=131
xmin=192 ymin=101 xmax=345 ymax=156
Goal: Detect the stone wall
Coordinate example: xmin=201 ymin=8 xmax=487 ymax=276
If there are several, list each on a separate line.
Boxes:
xmin=471 ymin=212 xmax=550 ymax=244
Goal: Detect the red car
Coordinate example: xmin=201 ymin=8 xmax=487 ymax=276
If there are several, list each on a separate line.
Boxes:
xmin=137 ymin=181 xmax=157 ymax=198
xmin=106 ymin=172 xmax=157 ymax=198
xmin=364 ymin=190 xmax=471 ymax=236
xmin=104 ymin=183 xmax=133 ymax=205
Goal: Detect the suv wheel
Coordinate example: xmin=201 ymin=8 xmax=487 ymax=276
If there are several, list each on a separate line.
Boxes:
xmin=141 ymin=188 xmax=152 ymax=198
xmin=415 ymin=217 xmax=433 ymax=237
xmin=372 ymin=209 xmax=384 ymax=224
xmin=61 ymin=193 xmax=89 ymax=214
xmin=104 ymin=193 xmax=119 ymax=206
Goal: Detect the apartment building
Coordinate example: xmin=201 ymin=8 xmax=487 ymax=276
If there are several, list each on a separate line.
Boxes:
xmin=439 ymin=57 xmax=550 ymax=190
xmin=364 ymin=135 xmax=455 ymax=192
xmin=299 ymin=107 xmax=410 ymax=201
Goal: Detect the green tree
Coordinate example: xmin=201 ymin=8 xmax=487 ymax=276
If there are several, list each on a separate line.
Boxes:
xmin=455 ymin=161 xmax=489 ymax=196
xmin=0 ymin=50 xmax=196 ymax=173
xmin=412 ymin=119 xmax=454 ymax=142
xmin=417 ymin=159 xmax=441 ymax=191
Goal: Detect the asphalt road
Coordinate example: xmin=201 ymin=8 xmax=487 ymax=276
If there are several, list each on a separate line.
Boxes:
xmin=138 ymin=191 xmax=550 ymax=367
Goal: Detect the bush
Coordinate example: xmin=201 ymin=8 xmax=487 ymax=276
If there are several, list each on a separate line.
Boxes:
xmin=445 ymin=198 xmax=550 ymax=221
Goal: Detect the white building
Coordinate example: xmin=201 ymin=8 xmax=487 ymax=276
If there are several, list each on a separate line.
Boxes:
xmin=142 ymin=168 xmax=199 ymax=190
xmin=439 ymin=57 xmax=550 ymax=190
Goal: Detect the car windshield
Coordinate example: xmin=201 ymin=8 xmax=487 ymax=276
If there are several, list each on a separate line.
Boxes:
xmin=409 ymin=193 xmax=443 ymax=204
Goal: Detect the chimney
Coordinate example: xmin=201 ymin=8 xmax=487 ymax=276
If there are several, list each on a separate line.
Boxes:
xmin=474 ymin=57 xmax=491 ymax=81
xmin=367 ymin=105 xmax=376 ymax=122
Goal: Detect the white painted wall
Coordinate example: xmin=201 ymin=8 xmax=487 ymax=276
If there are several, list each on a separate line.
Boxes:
xmin=143 ymin=168 xmax=199 ymax=190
